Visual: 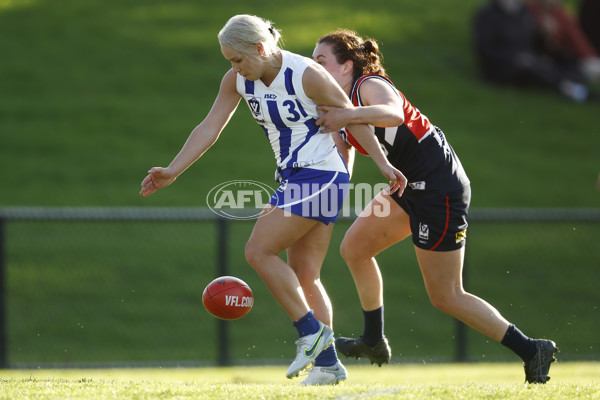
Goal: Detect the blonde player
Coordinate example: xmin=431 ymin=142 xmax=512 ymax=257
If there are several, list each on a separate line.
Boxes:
xmin=140 ymin=15 xmax=406 ymax=385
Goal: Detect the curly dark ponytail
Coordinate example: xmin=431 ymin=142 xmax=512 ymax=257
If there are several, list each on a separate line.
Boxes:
xmin=317 ymin=29 xmax=387 ymax=78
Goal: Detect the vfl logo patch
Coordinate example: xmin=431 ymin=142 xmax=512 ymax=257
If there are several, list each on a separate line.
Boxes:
xmin=247 ymin=96 xmax=263 ymax=118
xmin=419 ymin=223 xmax=429 ymax=241
xmin=455 ymin=229 xmax=467 ymax=243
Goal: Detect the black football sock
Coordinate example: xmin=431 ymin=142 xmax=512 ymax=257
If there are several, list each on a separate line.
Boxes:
xmin=501 ymin=324 xmax=537 ymax=362
xmin=362 ymin=306 xmax=384 ymax=347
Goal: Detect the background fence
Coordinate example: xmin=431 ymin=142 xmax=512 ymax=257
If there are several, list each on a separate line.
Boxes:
xmin=0 ymin=207 xmax=598 ymax=368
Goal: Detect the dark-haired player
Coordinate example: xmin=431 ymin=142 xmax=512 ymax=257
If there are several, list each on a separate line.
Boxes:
xmin=312 ymin=29 xmax=557 ymax=384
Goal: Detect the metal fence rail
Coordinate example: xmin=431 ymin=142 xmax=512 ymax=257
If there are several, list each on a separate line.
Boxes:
xmin=1 ymin=207 xmax=600 ymax=221
xmin=0 ymin=207 xmax=598 ymax=368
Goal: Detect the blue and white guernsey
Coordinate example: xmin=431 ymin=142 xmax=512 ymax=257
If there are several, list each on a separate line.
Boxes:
xmin=236 ymin=50 xmax=347 ymax=179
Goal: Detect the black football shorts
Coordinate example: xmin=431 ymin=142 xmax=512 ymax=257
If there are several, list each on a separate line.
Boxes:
xmin=391 ymin=185 xmax=471 ymax=251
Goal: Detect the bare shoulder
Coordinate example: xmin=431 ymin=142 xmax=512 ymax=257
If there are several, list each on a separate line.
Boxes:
xmin=360 ymin=77 xmax=396 ymax=93
xmin=303 ymin=64 xmax=350 ymax=107
xmin=302 ymin=63 xmax=335 ymax=89
xmin=220 ymin=69 xmax=238 ymax=90
xmin=359 ymin=76 xmax=402 ymax=107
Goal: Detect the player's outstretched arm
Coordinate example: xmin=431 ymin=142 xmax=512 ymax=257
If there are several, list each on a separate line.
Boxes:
xmin=140 ymin=167 xmax=175 ymax=197
xmin=140 ymin=70 xmax=241 ymax=197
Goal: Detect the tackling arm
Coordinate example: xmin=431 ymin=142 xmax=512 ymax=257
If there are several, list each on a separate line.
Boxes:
xmin=303 ymin=65 xmax=406 ymax=194
xmin=316 ymin=78 xmax=405 ymax=131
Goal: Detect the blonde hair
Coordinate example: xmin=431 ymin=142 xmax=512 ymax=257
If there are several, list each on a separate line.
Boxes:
xmin=218 ymin=14 xmax=282 ymax=56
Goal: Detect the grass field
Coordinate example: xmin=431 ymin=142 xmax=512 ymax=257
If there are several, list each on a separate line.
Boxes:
xmin=5 ymin=218 xmax=599 ymax=365
xmin=0 ymin=0 xmax=598 ymax=370
xmin=1 ymin=362 xmax=600 ymax=399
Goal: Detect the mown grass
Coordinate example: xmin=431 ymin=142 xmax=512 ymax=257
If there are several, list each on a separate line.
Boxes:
xmin=1 ymin=362 xmax=599 ymax=399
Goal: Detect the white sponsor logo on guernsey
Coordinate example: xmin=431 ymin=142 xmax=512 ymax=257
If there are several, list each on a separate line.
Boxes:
xmin=409 ymin=181 xmax=426 ymax=190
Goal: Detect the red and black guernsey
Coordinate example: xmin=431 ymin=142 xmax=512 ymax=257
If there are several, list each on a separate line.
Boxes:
xmin=344 ymin=74 xmax=469 ymax=194
xmin=347 ymin=73 xmax=432 ymax=155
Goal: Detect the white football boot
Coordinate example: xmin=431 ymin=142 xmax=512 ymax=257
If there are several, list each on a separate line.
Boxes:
xmin=286 ymin=322 xmax=334 ymax=379
xmin=299 ymin=360 xmax=348 ymax=386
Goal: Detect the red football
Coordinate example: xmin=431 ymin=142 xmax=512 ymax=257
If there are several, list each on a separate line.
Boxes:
xmin=202 ymin=276 xmax=254 ymax=320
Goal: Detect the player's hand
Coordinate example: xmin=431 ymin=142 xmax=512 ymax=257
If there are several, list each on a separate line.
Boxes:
xmin=139 ymin=167 xmax=177 ymax=197
xmin=316 ymin=105 xmax=348 ymax=133
xmin=379 ymin=163 xmax=407 ymax=196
